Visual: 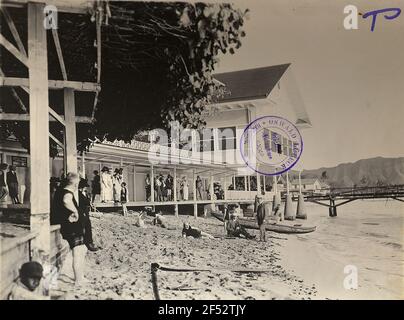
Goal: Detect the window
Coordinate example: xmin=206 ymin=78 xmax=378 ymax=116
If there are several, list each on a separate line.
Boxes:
xmin=270 ymin=131 xmax=282 ymax=154
xmin=218 ymin=127 xmax=236 ymax=150
xmin=198 ymin=129 xmax=214 ymax=152
xmin=282 ymin=137 xmax=288 ymax=155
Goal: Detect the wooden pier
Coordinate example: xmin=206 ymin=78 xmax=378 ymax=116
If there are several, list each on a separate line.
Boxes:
xmin=296 ymin=185 xmax=404 ymax=217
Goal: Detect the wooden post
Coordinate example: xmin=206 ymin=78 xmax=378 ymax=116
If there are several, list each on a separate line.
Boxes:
xmin=223 ymin=175 xmax=227 ymax=201
xmin=150 ymin=165 xmax=154 ymax=202
xmin=173 ymin=167 xmax=178 ymax=217
xmin=210 ymin=173 xmax=214 ymax=201
xmin=298 ymin=170 xmax=302 ymax=194
xmin=64 ymin=88 xmax=77 ymax=175
xmin=80 ymin=151 xmax=85 ymax=179
xmin=193 ymin=169 xmax=197 ymax=218
xmin=28 ymin=2 xmax=50 ymax=296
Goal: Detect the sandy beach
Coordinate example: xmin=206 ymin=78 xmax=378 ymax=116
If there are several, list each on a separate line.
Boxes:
xmin=50 ymin=199 xmax=403 ymax=300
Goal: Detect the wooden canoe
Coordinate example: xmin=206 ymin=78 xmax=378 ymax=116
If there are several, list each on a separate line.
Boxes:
xmin=211 ymin=212 xmax=316 ymax=234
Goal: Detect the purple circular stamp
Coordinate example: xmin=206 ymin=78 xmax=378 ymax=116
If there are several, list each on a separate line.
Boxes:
xmin=240 ymin=115 xmax=303 ymax=176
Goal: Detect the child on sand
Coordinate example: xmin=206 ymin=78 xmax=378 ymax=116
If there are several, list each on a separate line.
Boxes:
xmin=9 ymin=261 xmax=45 ymax=300
xmin=182 ymin=222 xmax=214 ymax=239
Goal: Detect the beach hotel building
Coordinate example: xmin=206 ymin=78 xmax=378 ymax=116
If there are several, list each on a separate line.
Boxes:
xmin=1 ymin=63 xmax=312 ymax=217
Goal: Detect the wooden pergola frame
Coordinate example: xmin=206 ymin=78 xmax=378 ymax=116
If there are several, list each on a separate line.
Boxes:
xmin=0 ymin=1 xmax=102 ymax=296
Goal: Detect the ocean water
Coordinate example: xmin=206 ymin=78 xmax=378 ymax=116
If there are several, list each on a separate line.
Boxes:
xmin=281 ymin=199 xmax=404 ymax=299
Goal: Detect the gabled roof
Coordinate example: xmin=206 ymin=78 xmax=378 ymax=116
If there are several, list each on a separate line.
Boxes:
xmin=213 ymin=64 xmax=290 ymax=103
xmin=291 ymin=178 xmax=319 ymax=185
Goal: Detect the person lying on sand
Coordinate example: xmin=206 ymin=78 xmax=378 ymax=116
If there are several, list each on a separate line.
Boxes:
xmin=227 ymin=214 xmax=256 ymax=240
xmin=182 ymin=222 xmax=214 ymax=239
xmin=153 ymin=213 xmax=176 ymax=230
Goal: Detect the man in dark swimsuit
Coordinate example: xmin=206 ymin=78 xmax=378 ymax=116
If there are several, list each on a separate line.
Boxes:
xmin=52 ymin=173 xmax=87 ymax=285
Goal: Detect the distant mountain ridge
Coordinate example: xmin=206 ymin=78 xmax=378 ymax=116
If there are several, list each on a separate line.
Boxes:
xmin=302 ymin=157 xmax=404 ymax=187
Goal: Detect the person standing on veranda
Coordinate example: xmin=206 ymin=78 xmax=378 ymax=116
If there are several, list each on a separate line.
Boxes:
xmin=113 ymin=168 xmax=122 ymax=203
xmin=91 ymin=170 xmax=101 ymax=203
xmin=196 ymin=176 xmax=203 ymax=200
xmin=145 ymin=174 xmax=151 ymax=201
xmin=100 ymin=167 xmax=109 ymax=203
xmin=7 ymin=165 xmax=20 ymax=204
xmin=155 ymin=175 xmax=162 ymax=202
xmin=165 ymin=174 xmax=173 ymax=201
xmin=181 ymin=176 xmax=189 ymax=201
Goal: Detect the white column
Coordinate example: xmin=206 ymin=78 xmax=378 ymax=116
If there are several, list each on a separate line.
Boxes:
xmin=286 ymin=171 xmax=290 ymax=194
xmin=256 ymin=172 xmax=261 ymax=196
xmin=133 ymin=165 xmax=136 ymax=202
xmin=64 ymin=88 xmax=77 ymax=175
xmin=173 ymin=167 xmax=178 ymax=217
xmin=150 ymin=165 xmax=154 ymax=202
xmin=274 ymin=175 xmax=278 ymax=194
xmin=224 ymin=175 xmax=227 ymax=200
xmin=173 ymin=167 xmax=177 ymax=202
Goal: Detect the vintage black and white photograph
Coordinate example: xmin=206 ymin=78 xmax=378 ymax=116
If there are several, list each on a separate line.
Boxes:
xmin=0 ymin=0 xmax=403 ymax=303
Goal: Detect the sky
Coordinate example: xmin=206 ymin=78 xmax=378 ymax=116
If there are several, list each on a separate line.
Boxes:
xmin=215 ymin=0 xmax=404 ymax=169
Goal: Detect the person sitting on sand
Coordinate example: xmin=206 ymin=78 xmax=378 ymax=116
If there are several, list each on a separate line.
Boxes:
xmin=182 ymin=222 xmax=214 ymax=239
xmin=9 ymin=261 xmax=45 ymax=300
xmin=226 ymin=214 xmax=255 ymax=240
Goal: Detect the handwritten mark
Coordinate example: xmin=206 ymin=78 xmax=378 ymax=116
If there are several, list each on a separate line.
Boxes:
xmin=362 ymin=8 xmax=401 ymax=32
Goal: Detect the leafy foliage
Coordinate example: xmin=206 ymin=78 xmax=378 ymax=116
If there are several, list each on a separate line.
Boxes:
xmin=93 ymin=2 xmax=248 ymax=142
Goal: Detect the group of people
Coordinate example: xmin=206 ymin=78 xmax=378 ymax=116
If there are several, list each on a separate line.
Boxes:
xmin=145 ymin=173 xmax=193 ymax=202
xmin=0 ymin=163 xmax=21 ymax=204
xmin=145 ymin=173 xmax=175 ymax=202
xmin=181 ymin=197 xmax=278 ymax=242
xmin=144 ymin=173 xmax=226 ymax=202
xmin=98 ymin=167 xmax=128 ymax=204
xmin=9 ymin=172 xmax=101 ymax=299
